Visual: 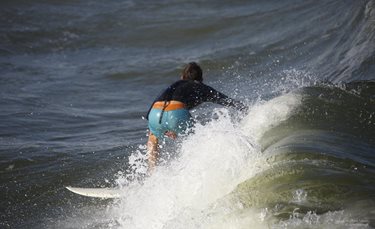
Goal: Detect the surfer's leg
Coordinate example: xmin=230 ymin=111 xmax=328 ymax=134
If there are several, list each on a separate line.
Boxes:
xmin=164 ymin=130 xmax=177 ymax=139
xmin=147 ymin=131 xmax=159 ymax=173
xmin=147 ymin=108 xmax=166 ymax=173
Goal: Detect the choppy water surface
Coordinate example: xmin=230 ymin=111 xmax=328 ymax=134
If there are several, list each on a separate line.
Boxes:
xmin=1 ymin=0 xmax=374 ymax=228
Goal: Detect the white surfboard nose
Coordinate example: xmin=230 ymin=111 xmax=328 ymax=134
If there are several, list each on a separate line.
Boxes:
xmin=66 ymin=186 xmax=123 ymax=198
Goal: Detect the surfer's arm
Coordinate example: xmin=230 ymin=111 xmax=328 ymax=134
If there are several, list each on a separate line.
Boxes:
xmin=201 ymin=84 xmax=248 ymax=112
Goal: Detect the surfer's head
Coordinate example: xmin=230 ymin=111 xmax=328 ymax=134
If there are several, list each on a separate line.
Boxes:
xmin=181 ymin=62 xmax=203 ymax=82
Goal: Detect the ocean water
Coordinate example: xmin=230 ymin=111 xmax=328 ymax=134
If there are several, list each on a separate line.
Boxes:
xmin=0 ymin=0 xmax=374 ymax=228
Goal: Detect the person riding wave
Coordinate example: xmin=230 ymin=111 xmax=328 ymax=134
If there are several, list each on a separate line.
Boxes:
xmin=146 ymin=62 xmax=247 ymax=172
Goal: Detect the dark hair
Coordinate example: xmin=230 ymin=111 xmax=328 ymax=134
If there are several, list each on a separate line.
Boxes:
xmin=181 ymin=62 xmax=203 ymax=82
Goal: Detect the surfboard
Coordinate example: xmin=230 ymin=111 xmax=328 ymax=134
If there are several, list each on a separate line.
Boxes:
xmin=66 ymin=186 xmax=123 ymax=198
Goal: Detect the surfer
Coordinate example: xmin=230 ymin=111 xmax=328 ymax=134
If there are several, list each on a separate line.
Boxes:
xmin=146 ymin=62 xmax=247 ymax=172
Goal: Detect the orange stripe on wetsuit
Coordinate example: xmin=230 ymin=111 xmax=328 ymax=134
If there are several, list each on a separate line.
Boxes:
xmin=152 ymin=100 xmax=186 ymax=111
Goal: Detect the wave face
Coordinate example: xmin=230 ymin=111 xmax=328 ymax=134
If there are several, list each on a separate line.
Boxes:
xmin=230 ymin=82 xmax=375 ymax=228
xmin=0 ymin=0 xmax=375 ymax=228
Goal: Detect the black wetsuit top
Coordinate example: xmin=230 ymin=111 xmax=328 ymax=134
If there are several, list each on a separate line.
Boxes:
xmin=146 ymin=80 xmax=246 ymax=118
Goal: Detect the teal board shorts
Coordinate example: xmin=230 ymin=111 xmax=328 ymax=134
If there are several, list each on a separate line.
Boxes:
xmin=148 ymin=108 xmax=193 ymax=139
